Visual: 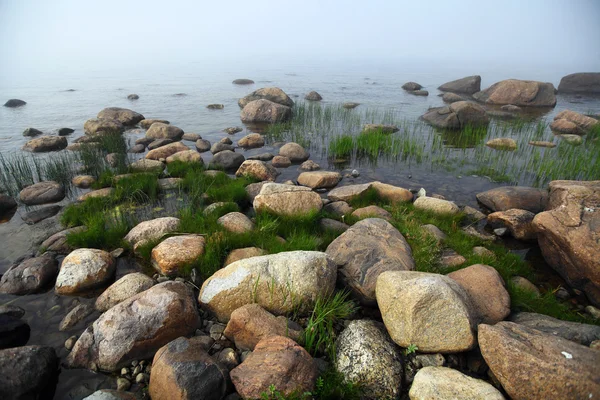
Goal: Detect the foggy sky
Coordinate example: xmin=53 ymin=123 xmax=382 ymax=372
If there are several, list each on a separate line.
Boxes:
xmin=1 ymin=0 xmax=599 ymax=79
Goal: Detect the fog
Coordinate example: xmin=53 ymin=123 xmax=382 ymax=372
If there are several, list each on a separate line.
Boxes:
xmin=1 ymin=0 xmax=599 ymax=81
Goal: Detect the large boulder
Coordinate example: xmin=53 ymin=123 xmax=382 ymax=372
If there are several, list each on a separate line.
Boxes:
xmin=223 ymin=304 xmax=303 ymax=351
xmin=208 ymin=150 xmax=245 ymax=171
xmin=241 ymin=99 xmax=292 ymax=123
xmin=473 ymin=79 xmax=557 ymax=107
xmin=146 ymin=142 xmax=189 ymax=160
xmin=237 ymin=133 xmax=265 ymax=148
xmin=402 ymin=82 xmax=423 ymax=91
xmin=253 ymin=183 xmax=322 ymax=216
xmin=558 ymin=72 xmax=600 ymax=94
xmin=97 ymin=107 xmax=144 ymax=126
xmin=479 ymin=321 xmax=600 ymax=400
xmin=140 ymin=119 xmax=169 ymax=129
xmin=0 ymin=346 xmax=58 ymax=399
xmin=476 ymin=186 xmax=548 ymax=213
xmin=55 ymin=249 xmax=116 ymax=295
xmin=421 ymin=101 xmax=489 ymax=130
xmin=66 ymin=281 xmax=198 ymax=372
xmin=551 ymin=110 xmax=599 ymax=134
xmin=145 ymin=123 xmax=184 ymax=140
xmin=84 ymin=118 xmax=124 ymax=135
xmin=297 ymin=171 xmax=341 ymax=189
xmin=235 ymin=160 xmax=279 ymax=181
xmin=305 ymin=91 xmax=323 ymax=101
xmin=335 ymin=320 xmax=403 ymax=399
xmin=372 ymin=181 xmax=413 ymax=203
xmin=510 ymin=311 xmax=600 ymax=346
xmin=326 ymin=218 xmax=415 ymax=304
xmin=230 ymin=336 xmax=317 ymax=399
xmin=199 ymin=251 xmax=336 ymax=322
xmin=124 ymin=217 xmax=180 ymax=249
xmin=151 ymin=235 xmax=206 ymax=277
xmin=148 ymin=337 xmax=228 ymax=400
xmin=327 ymin=183 xmax=372 ymax=202
xmin=0 ymin=253 xmax=58 ymax=295
xmin=238 ymin=87 xmax=294 ymax=108
xmin=95 ymin=272 xmax=155 ymax=312
xmin=376 ymin=271 xmax=476 ymax=353
xmin=19 ymin=181 xmax=65 ymax=205
xmin=448 ymin=264 xmax=510 ymax=324
xmin=278 ymin=142 xmax=309 ymax=162
xmin=217 ymin=212 xmax=254 ymax=234
xmin=532 ymin=180 xmax=600 ymax=306
xmin=22 ymin=135 xmax=68 ymax=152
xmin=409 ymin=366 xmax=504 ymax=400
xmin=438 ymin=75 xmax=482 ymax=94
xmin=3 ymin=99 xmax=26 ymax=107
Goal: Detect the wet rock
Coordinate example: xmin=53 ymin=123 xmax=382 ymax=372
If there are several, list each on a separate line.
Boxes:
xmin=558 ymin=72 xmax=600 ymax=94
xmin=414 ymin=196 xmax=459 ymax=215
xmin=254 ymin=183 xmax=322 ymax=216
xmin=299 ymin=160 xmax=320 ymax=171
xmin=372 ymin=181 xmax=413 ymax=203
xmin=402 ymin=82 xmax=423 ymax=91
xmin=248 ymin=152 xmax=274 ymax=161
xmin=237 ymin=133 xmax=265 ymax=148
xmin=207 ymin=103 xmax=224 ymax=110
xmin=224 ymin=247 xmax=265 ymax=266
xmin=327 ymin=218 xmax=414 ymax=304
xmin=240 ymin=99 xmax=292 ymax=123
xmin=23 ymin=127 xmax=43 ymax=137
xmin=509 ymin=311 xmax=600 ymax=346
xmin=195 ymin=139 xmax=211 ymax=152
xmin=199 ymin=251 xmax=336 ymax=322
xmin=181 ymin=133 xmax=201 ymax=142
xmin=362 ymin=124 xmax=399 ymax=134
xmin=59 ymin=303 xmax=95 ymax=331
xmin=410 ymin=366 xmax=504 ymax=400
xmin=235 ymin=160 xmax=279 ymax=181
xmin=278 ymin=142 xmax=309 ymax=162
xmin=476 ymin=186 xmax=548 ymax=213
xmin=233 ymin=79 xmax=254 ymax=85
xmin=230 ymin=336 xmax=317 ymax=399
xmin=559 ymin=133 xmax=583 ymax=145
xmin=95 ymin=272 xmax=155 ymax=312
xmin=0 ymin=346 xmax=58 ymax=398
xmin=473 ymin=79 xmax=557 ymax=107
xmin=0 ymin=305 xmax=25 ymax=319
xmin=376 ymin=271 xmax=476 ymax=352
xmin=130 ymin=158 xmax=165 ymax=173
xmin=152 ymin=235 xmax=205 ymax=277
xmin=211 ymin=142 xmax=234 ymax=154
xmin=298 ymin=171 xmax=341 ymax=189
xmin=97 ymin=107 xmax=144 ymax=126
xmin=136 ymin=137 xmax=154 ymax=146
xmin=224 ymin=126 xmax=243 ymax=134
xmin=165 ymin=150 xmax=204 ymax=165
xmin=438 ymin=75 xmax=482 ymax=94
xmin=238 ymin=87 xmax=294 ymax=108
xmin=448 ymin=264 xmax=510 ymax=324
xmin=0 ymin=194 xmax=17 ymax=217
xmin=501 ymin=104 xmax=522 ymax=112
xmin=22 ymin=135 xmax=68 ymax=152
xmin=271 ymin=155 xmax=291 ymax=168
xmin=140 ymin=119 xmax=169 ymax=129
xmin=342 ymin=102 xmax=360 ymax=109
xmin=217 ymin=212 xmax=255 ymax=234
xmin=67 ymin=281 xmax=198 ymax=372
xmin=148 ymin=336 xmax=228 ymax=400
xmin=487 ymin=209 xmax=536 ymax=241
xmin=208 ymin=150 xmax=245 ymax=171
xmin=84 ymin=118 xmax=124 ymax=135
xmin=55 ymin=248 xmax=115 ymax=295
xmin=146 ymin=141 xmax=188 ymax=160
xmin=479 ymin=321 xmax=600 ymax=400
xmin=411 ymin=90 xmax=429 ymax=96
xmin=78 ymin=187 xmax=114 ymax=202
xmin=336 ymin=320 xmax=403 ymax=399
xmin=0 ymin=253 xmax=58 ymax=295
xmin=327 ymin=183 xmax=372 ymax=202
xmin=22 ymin=205 xmax=61 ymax=224
xmin=147 ymin=138 xmax=173 ymax=150
xmin=224 ymin=304 xmax=302 ymax=351
xmin=510 ymin=276 xmax=540 ymax=296
xmin=127 ymin=94 xmax=139 ymax=100
xmin=532 ymin=180 xmax=600 ymax=306
xmin=528 ymin=140 xmax=556 ymax=148
xmin=72 ymin=175 xmax=96 ymax=188
xmin=0 ymin=315 xmax=30 ymax=349
xmin=19 ymin=181 xmax=65 ymax=205
xmin=552 ymin=109 xmax=599 ymax=134
xmin=145 ymin=123 xmax=184 ymax=141
xmin=39 ymin=226 xmax=85 ymax=254
xmin=442 ymin=92 xmax=465 ymax=103
xmin=305 ymin=91 xmax=323 ymax=101
xmin=4 ymin=98 xmax=26 ymax=107
xmin=124 ymin=217 xmax=180 ymax=249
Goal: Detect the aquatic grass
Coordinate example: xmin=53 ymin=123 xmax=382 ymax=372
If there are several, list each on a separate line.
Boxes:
xmin=113 ymin=173 xmax=160 ymax=203
xmin=65 ymin=211 xmax=130 ymax=250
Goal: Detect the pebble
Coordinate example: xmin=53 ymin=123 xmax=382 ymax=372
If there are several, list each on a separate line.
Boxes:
xmin=493 ymin=227 xmax=508 ymax=236
xmin=157 ymin=276 xmax=169 ymax=283
xmin=121 ymin=367 xmax=129 ymax=376
xmin=133 ymin=365 xmax=142 ymax=375
xmin=136 ymin=373 xmax=149 ymax=384
xmin=131 ymin=360 xmax=139 ymax=367
xmin=555 ymin=287 xmax=570 ymax=300
xmin=351 ymin=169 xmax=360 ymax=177
xmin=117 ymin=377 xmax=131 ymax=391
xmin=65 ymin=335 xmax=77 ymax=351
xmin=585 ymin=305 xmax=600 ymax=319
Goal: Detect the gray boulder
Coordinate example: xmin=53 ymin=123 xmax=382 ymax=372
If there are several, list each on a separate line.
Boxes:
xmin=232 ymin=79 xmax=254 ymax=85
xmin=4 ymin=99 xmax=26 ymax=107
xmin=19 ymin=181 xmax=65 ymax=205
xmin=240 ymin=99 xmax=292 ymax=123
xmin=0 ymin=253 xmax=58 ymax=295
xmin=402 ymin=82 xmax=423 ymax=91
xmin=238 ymin=87 xmax=294 ymax=108
xmin=23 ymin=127 xmax=43 ymax=137
xmin=558 ymin=72 xmax=600 ymax=94
xmin=209 ymin=150 xmax=245 ymax=171
xmin=421 ymin=101 xmax=489 ymax=130
xmin=510 ymin=311 xmax=600 ymax=346
xmin=0 ymin=346 xmax=58 ymax=399
xmin=95 ymin=272 xmax=155 ymax=312
xmin=84 ymin=118 xmax=124 ymax=135
xmin=438 ymin=75 xmax=481 ymax=94
xmin=305 ymin=91 xmax=323 ymax=101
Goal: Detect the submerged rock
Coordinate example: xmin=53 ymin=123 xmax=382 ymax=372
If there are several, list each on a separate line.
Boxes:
xmin=253 ymin=183 xmax=322 ymax=216
xmin=207 ymin=103 xmax=224 ymax=110
xmin=19 ymin=181 xmax=65 ymax=205
xmin=55 ymin=249 xmax=115 ymax=295
xmin=21 ymin=205 xmax=61 ymax=224
xmin=39 ymin=226 xmax=85 ymax=255
xmin=410 ymin=366 xmax=504 ymax=400
xmin=473 ymin=79 xmax=557 ymax=107
xmin=438 ymin=75 xmax=482 ymax=94
xmin=558 ymin=72 xmax=600 ymax=94
xmin=240 ymin=99 xmax=292 ymax=123
xmin=342 ymin=102 xmax=360 ymax=109
xmin=0 ymin=253 xmax=58 ymax=295
xmin=3 ymin=98 xmax=27 ymax=107
xmin=476 ymin=186 xmax=548 ymax=213
xmin=238 ymin=87 xmax=294 ymax=108
xmin=0 ymin=194 xmax=17 ymax=217
xmin=22 ymin=135 xmax=68 ymax=152
xmin=233 ymin=78 xmax=255 ymax=85
xmin=402 ymin=82 xmax=423 ymax=91
xmin=551 ymin=109 xmax=599 ymax=134
xmin=305 ymin=91 xmax=323 ymax=101
xmin=362 ymin=124 xmax=399 ymax=134
xmin=0 ymin=346 xmax=58 ymax=399
xmin=23 ymin=127 xmax=43 ymax=137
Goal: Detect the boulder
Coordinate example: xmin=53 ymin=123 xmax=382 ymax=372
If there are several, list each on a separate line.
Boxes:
xmin=327 ymin=183 xmax=372 ymax=202
xmin=19 ymin=181 xmax=65 ymax=205
xmin=230 ymin=336 xmax=317 ymax=399
xmin=95 ymin=272 xmax=155 ymax=312
xmin=441 ymin=92 xmax=465 ymax=103
xmin=0 ymin=346 xmax=58 ymax=399
xmin=199 ymin=251 xmax=336 ymax=322
xmin=165 ymin=150 xmax=203 ymax=164
xmin=402 ymin=82 xmax=423 ymax=91
xmin=552 ymin=110 xmax=599 ymax=133
xmin=320 ymin=218 xmax=349 ymax=232
xmin=21 ymin=205 xmax=61 ymax=224
xmin=253 ymin=183 xmax=322 ymax=216
xmin=245 ymin=182 xmax=268 ymax=202
xmin=223 ymin=304 xmax=303 ymax=351
xmin=473 ymin=79 xmax=557 ymax=107
xmin=532 ymin=180 xmax=600 ymax=306
xmin=209 ymin=150 xmax=245 ymax=171
xmin=67 ymin=281 xmax=198 ymax=372
xmin=476 ymin=186 xmax=548 ymax=213
xmin=3 ymin=99 xmax=26 ymax=107
xmin=448 ymin=264 xmax=510 ymax=324
xmin=224 ymin=247 xmax=266 ymax=266
xmin=146 ymin=142 xmax=189 ymax=160
xmin=421 ymin=101 xmax=489 ymax=130
xmin=248 ymin=152 xmax=274 ymax=161
xmin=22 ymin=135 xmax=68 ymax=152
xmin=510 ymin=311 xmax=600 ymax=346
xmin=207 ymin=104 xmax=224 ymax=110
xmin=84 ymin=118 xmax=124 ymax=135
xmin=195 ymin=139 xmax=211 ymax=152
xmin=558 ymin=72 xmax=600 ymax=94
xmin=72 ymin=175 xmax=96 ymax=188
xmin=78 ymin=187 xmax=114 ymax=202
xmin=335 ymin=320 xmax=403 ymax=399
xmin=305 ymin=91 xmax=323 ymax=101
xmin=351 ymin=205 xmax=391 ymax=221
xmin=238 ymin=87 xmax=294 ymax=108
xmin=487 ymin=209 xmax=536 ymax=240
xmin=413 ymin=196 xmax=459 ymax=215
xmin=235 ymin=160 xmax=279 ymax=181
xmin=550 ymin=118 xmax=582 ymax=135
xmin=59 ymin=303 xmax=95 ymax=331
xmin=372 ymin=181 xmax=413 ymax=203
xmin=237 ymin=133 xmax=265 ymax=148
xmin=145 ymin=123 xmax=184 ymax=140
xmin=151 ymin=235 xmax=205 ymax=276
xmin=297 ymin=171 xmax=341 ymax=189
xmin=233 ymin=79 xmax=254 ymax=85
xmin=299 ymin=160 xmax=320 ymax=171
xmin=97 ymin=107 xmax=144 ymax=126
xmin=278 ymin=142 xmax=309 ymax=162
xmin=511 ymin=276 xmax=540 ymax=296
xmin=182 ymin=133 xmax=201 ymax=142
xmin=0 ymin=253 xmax=58 ymax=295
xmin=323 ymin=201 xmax=353 ymax=217
xmin=438 ymin=75 xmax=482 ymax=94
xmin=241 ymin=99 xmax=292 ymax=123
xmin=147 ymin=138 xmax=173 ymax=150
xmin=326 ymin=218 xmax=415 ymax=304
xmin=140 ymin=119 xmax=170 ymax=129
xmin=23 ymin=127 xmax=43 ymax=137
xmin=39 ymin=226 xmax=85 ymax=254
xmin=55 ymin=249 xmax=115 ymax=295
xmin=479 ymin=321 xmax=600 ymax=400
xmin=409 ymin=366 xmax=504 ymax=400
xmin=211 ymin=142 xmax=234 ymax=154
xmin=362 ymin=124 xmax=399 ymax=134
xmin=271 ymin=155 xmax=291 ymax=168
xmin=217 ymin=212 xmax=255 ymax=234
xmin=376 ymin=271 xmax=476 ymax=352
xmin=124 ymin=217 xmax=180 ymax=249
xmin=149 ymin=336 xmax=228 ymax=400
xmin=158 ymin=177 xmax=183 ymax=190
xmin=130 ymin=159 xmax=165 ymax=173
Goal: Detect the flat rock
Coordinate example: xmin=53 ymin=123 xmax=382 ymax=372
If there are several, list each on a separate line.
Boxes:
xmin=165 ymin=149 xmax=203 ymax=165
xmin=152 ymin=235 xmax=205 ymax=277
xmin=362 ymin=124 xmax=399 ymax=134
xmin=55 ymin=249 xmax=115 ymax=295
xmin=327 ymin=183 xmax=372 ymax=202
xmin=253 ymin=183 xmax=322 ymax=216
xmin=473 ymin=79 xmax=557 ymax=107
xmin=130 ymin=159 xmax=165 ymax=173
xmin=476 ymin=186 xmax=548 ymax=213
xmin=438 ymin=75 xmax=482 ymax=94
xmin=146 ymin=141 xmax=189 ymax=160
xmin=78 ymin=187 xmax=114 ymax=202
xmin=323 ymin=201 xmax=353 ymax=217
xmin=59 ymin=303 xmax=95 ymax=331
xmin=140 ymin=119 xmax=169 ymax=129
xmin=409 ymin=366 xmax=504 ymax=400
xmin=414 ymin=196 xmax=459 ymax=214
xmin=19 ymin=181 xmax=65 ymax=206
xmin=297 ymin=171 xmax=341 ymax=189
xmin=509 ymin=311 xmax=600 ymax=346
xmin=145 ymin=123 xmax=184 ymax=140
xmin=84 ymin=118 xmax=124 ymax=135
xmin=72 ymin=175 xmax=96 ymax=188
xmin=95 ymin=272 xmax=155 ymax=312
xmin=209 ymin=150 xmax=245 ymax=171
xmin=97 ymin=107 xmax=144 ymax=126
xmin=22 ymin=205 xmax=61 ymax=224
xmin=22 ymin=135 xmax=68 ymax=152
xmin=233 ymin=79 xmax=254 ymax=85
xmin=351 ymin=205 xmax=391 ymax=221
xmin=147 ymin=138 xmax=173 ymax=150
xmin=486 ymin=137 xmax=517 ymax=150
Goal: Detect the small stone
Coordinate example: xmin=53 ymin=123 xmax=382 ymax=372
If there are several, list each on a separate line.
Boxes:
xmin=65 ymin=336 xmax=77 ymax=351
xmin=511 ymin=276 xmax=540 ymax=297
xmin=117 ymin=377 xmax=131 ymax=391
xmin=440 ymin=249 xmax=466 ymax=268
xmin=585 ymin=305 xmax=600 ymax=319
xmin=135 ymin=373 xmax=148 ymax=384
xmin=493 ymin=227 xmax=508 ymax=236
xmin=271 ymin=155 xmax=291 ymax=168
xmin=121 ymin=368 xmax=129 ymax=376
xmin=473 ymin=246 xmax=495 ymax=259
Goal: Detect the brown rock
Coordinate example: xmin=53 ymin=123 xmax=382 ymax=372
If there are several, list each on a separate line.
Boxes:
xmin=479 ymin=321 xmax=600 ymax=400
xmin=473 ymin=79 xmax=557 ymax=107
xmin=528 ymin=140 xmax=556 ymax=148
xmin=140 ymin=119 xmax=169 ymax=129
xmin=19 ymin=181 xmax=65 ymax=205
xmin=327 ymin=183 xmax=372 ymax=202
xmin=486 ymin=138 xmax=517 ymax=150
xmin=230 ymin=336 xmax=317 ymax=399
xmin=238 ymin=87 xmax=294 ymax=108
xmin=217 ymin=212 xmax=254 ymax=234
xmin=235 ymin=160 xmax=279 ymax=181
xmin=299 ymin=160 xmax=320 ymax=171
xmin=97 ymin=107 xmax=144 ymax=126
xmin=271 ymin=155 xmax=291 ymax=168
xmin=372 ymin=181 xmax=413 ymax=203
xmin=238 ymin=133 xmax=265 ymax=149
xmin=362 ymin=124 xmax=399 ymax=134
xmin=438 ymin=75 xmax=481 ymax=94
xmin=254 ymin=183 xmax=322 ymax=216
xmin=0 ymin=254 xmax=58 ymax=295
xmin=511 ymin=276 xmax=540 ymax=297
xmin=84 ymin=118 xmax=124 ymax=135
xmin=297 ymin=171 xmax=342 ymax=189
xmin=240 ymin=99 xmax=291 ymax=123
xmin=165 ymin=150 xmax=203 ymax=165
xmin=151 ymin=235 xmax=205 ymax=276
xmin=72 ymin=175 xmax=95 ymax=189
xmin=440 ymin=249 xmax=466 ymax=268
xmin=351 ymin=205 xmax=391 ymax=221
xmin=487 ymin=209 xmax=537 ymax=241
xmin=145 ymin=123 xmax=184 ymax=140
xmin=554 ymin=110 xmax=599 ymax=132
xmin=22 ymin=136 xmax=68 ymax=152
xmin=95 ymin=272 xmax=155 ymax=312
xmin=476 ymin=186 xmax=548 ymax=213
xmin=146 ymin=142 xmax=189 ymax=160
xmin=323 ymin=201 xmax=353 ymax=217
xmin=77 ymin=187 xmax=114 ymax=202
xmin=55 ymin=249 xmax=115 ymax=295
xmin=278 ymin=142 xmax=309 ymax=162
xmin=224 ymin=247 xmax=265 ymax=266
xmin=550 ymin=118 xmax=582 ymax=135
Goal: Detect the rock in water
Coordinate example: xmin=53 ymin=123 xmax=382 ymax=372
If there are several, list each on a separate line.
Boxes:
xmin=199 ymin=251 xmax=336 ymax=322
xmin=97 ymin=107 xmax=144 ymax=126
xmin=145 ymin=123 xmax=184 ymax=140
xmin=140 ymin=119 xmax=170 ymax=129
xmin=4 ymin=99 xmax=26 ymax=107
xmin=253 ymin=183 xmax=322 ymax=216
xmin=0 ymin=315 xmax=30 ymax=349
xmin=335 ymin=320 xmax=403 ymax=399
xmin=22 ymin=135 xmax=68 ymax=152
xmin=438 ymin=75 xmax=482 ymax=94
xmin=235 ymin=160 xmax=279 ymax=181
xmin=409 ymin=366 xmax=504 ymax=400
xmin=402 ymin=82 xmax=423 ymax=91
xmin=473 ymin=79 xmax=557 ymax=107
xmin=233 ymin=79 xmax=254 ymax=85
xmin=558 ymin=72 xmax=600 ymax=94
xmin=476 ymin=186 xmax=548 ymax=213
xmin=19 ymin=181 xmax=65 ymax=205
xmin=305 ymin=91 xmax=323 ymax=101
xmin=240 ymin=99 xmax=292 ymax=123
xmin=421 ymin=101 xmax=489 ymax=130
xmin=413 ymin=196 xmax=459 ymax=214
xmin=238 ymin=87 xmax=294 ymax=108
xmin=209 ymin=150 xmax=245 ymax=171
xmin=0 ymin=253 xmax=58 ymax=295
xmin=84 ymin=118 xmax=124 ymax=135
xmin=55 ymin=249 xmax=116 ymax=295
xmin=479 ymin=321 xmax=600 ymax=400
xmin=0 ymin=346 xmax=58 ymax=399
xmin=237 ymin=133 xmax=265 ymax=148
xmin=146 ymin=142 xmax=189 ymax=160
xmin=326 ymin=218 xmax=415 ymax=304
xmin=23 ymin=127 xmax=43 ymax=137
xmin=66 ymin=281 xmax=198 ymax=372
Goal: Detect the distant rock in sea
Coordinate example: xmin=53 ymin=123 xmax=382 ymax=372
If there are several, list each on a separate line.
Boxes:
xmin=4 ymin=99 xmax=26 ymax=107
xmin=233 ymin=79 xmax=255 ymax=85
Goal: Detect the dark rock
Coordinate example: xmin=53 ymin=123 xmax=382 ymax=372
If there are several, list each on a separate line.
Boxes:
xmin=223 ymin=127 xmax=243 ymax=134
xmin=209 ymin=150 xmax=245 ymax=171
xmin=196 ymin=139 xmax=211 ymax=152
xmin=147 ymin=138 xmax=173 ymax=150
xmin=23 ymin=128 xmax=43 ymax=137
xmin=232 ymin=79 xmax=254 ymax=85
xmin=438 ymin=75 xmax=481 ymax=94
xmin=402 ymin=82 xmax=423 ymax=91
xmin=0 ymin=346 xmax=58 ymax=398
xmin=127 ymin=94 xmax=139 ymax=100
xmin=211 ymin=142 xmax=235 ymax=154
xmin=21 ymin=205 xmax=61 ymax=224
xmin=0 ymin=305 xmax=25 ymax=319
xmin=558 ymin=72 xmax=600 ymax=94
xmin=410 ymin=90 xmax=429 ymax=96
xmin=0 ymin=194 xmax=17 ymax=218
xmin=22 ymin=136 xmax=68 ymax=152
xmin=4 ymin=99 xmax=26 ymax=107
xmin=207 ymin=104 xmax=224 ymax=110
xmin=305 ymin=91 xmax=323 ymax=101
xmin=0 ymin=315 xmax=30 ymax=349
xmin=58 ymin=127 xmax=75 ymax=136
xmin=248 ymin=152 xmax=274 ymax=161
xmin=510 ymin=311 xmax=600 ymax=346
xmin=128 ymin=144 xmax=145 ymax=153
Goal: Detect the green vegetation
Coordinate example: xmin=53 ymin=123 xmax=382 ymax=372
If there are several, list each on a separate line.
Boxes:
xmin=404 ymin=344 xmax=419 ymax=356
xmin=259 ymin=369 xmax=362 ymax=400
